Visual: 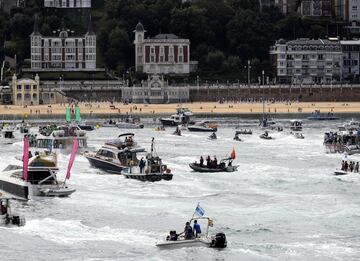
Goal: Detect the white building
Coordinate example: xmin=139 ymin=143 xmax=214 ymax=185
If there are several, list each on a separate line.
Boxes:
xmin=134 ymin=22 xmax=191 ymax=75
xmin=348 ymin=0 xmax=360 ymax=21
xmin=271 ymin=38 xmax=342 ymax=84
xmin=44 ymin=0 xmax=91 ymax=8
xmin=30 ymin=16 xmax=96 ymax=71
xmin=341 ymin=39 xmax=360 ymax=81
xmin=122 ymin=75 xmax=189 ymax=103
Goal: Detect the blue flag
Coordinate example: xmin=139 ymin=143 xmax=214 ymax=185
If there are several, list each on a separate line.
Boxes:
xmin=195 ymin=204 xmax=205 ymax=217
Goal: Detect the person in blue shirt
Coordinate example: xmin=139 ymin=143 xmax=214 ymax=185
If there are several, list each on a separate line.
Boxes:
xmin=193 ymin=220 xmax=201 ymax=237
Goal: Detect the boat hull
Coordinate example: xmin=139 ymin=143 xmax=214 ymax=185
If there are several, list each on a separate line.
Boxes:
xmin=188 ymin=127 xmax=217 ymax=132
xmin=85 ymin=155 xmax=124 ymax=174
xmin=334 ymin=170 xmax=349 ymax=176
xmin=0 ymin=179 xmax=29 ymax=199
xmin=123 ymin=172 xmax=173 ymax=182
xmin=156 ymin=238 xmax=211 ymax=249
xmin=160 ymin=119 xmax=179 ymax=126
xmin=189 ymin=163 xmax=237 ymax=173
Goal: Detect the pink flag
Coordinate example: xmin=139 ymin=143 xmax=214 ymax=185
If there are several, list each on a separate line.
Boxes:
xmin=66 ymin=138 xmax=78 ymax=180
xmin=23 ymin=136 xmax=29 ymax=181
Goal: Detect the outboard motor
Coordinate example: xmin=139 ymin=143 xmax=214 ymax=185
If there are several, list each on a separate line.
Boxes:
xmin=210 ymin=232 xmax=227 ymax=248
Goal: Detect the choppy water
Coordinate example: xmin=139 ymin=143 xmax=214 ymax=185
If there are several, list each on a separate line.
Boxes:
xmin=1 ymin=119 xmax=360 ymax=261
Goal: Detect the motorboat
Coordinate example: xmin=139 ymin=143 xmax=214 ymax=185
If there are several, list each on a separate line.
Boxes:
xmin=35 ymin=124 xmax=88 ymax=154
xmin=160 ymin=108 xmax=193 ymax=126
xmin=0 ymin=151 xmax=75 ymax=199
xmin=260 ymin=132 xmax=273 ymax=140
xmin=293 ymin=132 xmax=305 ymax=139
xmin=84 ymin=133 xmax=145 ymax=174
xmin=307 ymin=110 xmax=339 ymax=121
xmin=189 ymin=157 xmax=237 ymax=173
xmin=290 ymin=120 xmax=302 ymax=131
xmin=121 ymin=138 xmax=173 ymax=182
xmin=156 ymin=217 xmax=227 ymax=249
xmin=208 ymin=133 xmax=217 ymax=140
xmin=0 ymin=127 xmax=17 ymax=144
xmin=188 ymin=121 xmax=217 ymax=132
xmin=345 ymin=145 xmax=360 ymax=155
xmin=117 ymin=116 xmax=144 ymax=129
xmin=102 ymin=119 xmax=118 ymax=128
xmin=78 ymin=124 xmax=95 ymax=131
xmin=233 ymin=134 xmax=242 ymax=141
xmin=341 ymin=120 xmax=360 ymax=131
xmin=235 ymin=129 xmax=252 ymax=135
xmin=0 ymin=198 xmax=26 ymax=227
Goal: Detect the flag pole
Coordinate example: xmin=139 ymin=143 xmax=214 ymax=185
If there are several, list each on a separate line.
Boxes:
xmin=190 ymin=202 xmax=199 ymax=223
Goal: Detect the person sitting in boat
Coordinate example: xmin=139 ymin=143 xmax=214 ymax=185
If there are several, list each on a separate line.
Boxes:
xmin=264 ymin=131 xmax=269 ymax=137
xmin=28 ymin=151 xmax=33 ymax=159
xmin=199 ymin=156 xmax=204 ymax=167
xmin=210 ymin=132 xmax=217 ymax=139
xmin=228 ymin=160 xmax=232 ymax=167
xmin=170 ymin=230 xmax=178 ymax=241
xmin=193 ymin=220 xmax=201 ymax=238
xmin=184 ymin=222 xmax=194 ymax=240
xmin=233 ymin=134 xmax=241 ymax=141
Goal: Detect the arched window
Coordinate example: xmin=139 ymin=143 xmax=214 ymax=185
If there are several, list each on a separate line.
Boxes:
xmin=17 ymin=93 xmax=22 ymax=100
xmin=24 ymin=93 xmax=31 ymax=101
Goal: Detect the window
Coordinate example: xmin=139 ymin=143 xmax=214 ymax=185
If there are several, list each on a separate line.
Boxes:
xmin=17 ymin=85 xmax=22 ymax=91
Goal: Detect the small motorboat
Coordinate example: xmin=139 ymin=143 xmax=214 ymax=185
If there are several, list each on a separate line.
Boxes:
xmin=233 ymin=135 xmax=242 ymax=142
xmin=345 ymin=145 xmax=360 ymax=155
xmin=294 ymin=133 xmax=305 ymax=139
xmin=260 ymin=132 xmax=273 ymax=140
xmin=235 ymin=129 xmax=252 ymax=135
xmin=156 ymin=216 xmax=227 ymax=249
xmin=189 ymin=163 xmax=237 ymax=173
xmin=39 ymin=187 xmax=76 ymax=197
xmin=307 ymin=110 xmax=339 ymax=121
xmin=121 ymin=138 xmax=173 ymax=182
xmin=0 ymin=198 xmax=26 ymax=227
xmin=208 ymin=133 xmax=217 ymax=140
xmin=188 ymin=121 xmax=217 ymax=132
xmin=160 ymin=108 xmax=193 ymax=126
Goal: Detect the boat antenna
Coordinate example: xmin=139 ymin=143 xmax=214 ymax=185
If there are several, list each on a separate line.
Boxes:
xmin=151 ymin=137 xmax=154 ymax=157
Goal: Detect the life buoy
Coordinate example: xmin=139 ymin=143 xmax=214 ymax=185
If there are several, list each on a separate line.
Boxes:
xmin=166 ymin=168 xmax=171 ymax=174
xmin=161 ymin=165 xmax=167 ymax=172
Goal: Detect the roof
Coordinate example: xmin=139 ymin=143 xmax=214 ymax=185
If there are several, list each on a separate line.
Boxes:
xmin=287 ymin=38 xmax=340 ymax=46
xmin=31 ymin=15 xmax=41 ymax=37
xmin=135 ymin=22 xmax=144 ymax=32
xmin=153 ymin=34 xmax=179 ymax=40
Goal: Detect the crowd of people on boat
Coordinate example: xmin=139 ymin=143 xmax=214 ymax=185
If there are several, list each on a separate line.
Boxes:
xmin=324 ymin=132 xmax=359 ymax=146
xmin=166 ymin=220 xmax=202 ymax=241
xmin=199 ymin=156 xmax=218 ymax=168
xmin=341 ymin=161 xmax=360 ymax=173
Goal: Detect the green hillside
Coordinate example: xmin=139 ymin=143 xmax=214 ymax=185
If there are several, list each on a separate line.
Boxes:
xmin=0 ymin=0 xmax=341 ymax=82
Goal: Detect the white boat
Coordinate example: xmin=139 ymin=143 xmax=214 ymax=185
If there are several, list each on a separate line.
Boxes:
xmin=341 ymin=120 xmax=360 ymax=131
xmin=0 ymin=152 xmax=75 ymax=199
xmin=0 ymin=126 xmax=18 ymax=144
xmin=160 ymin=108 xmax=193 ymax=126
xmin=0 ymin=197 xmax=26 ymax=227
xmin=293 ymin=132 xmax=305 ymax=139
xmin=35 ymin=124 xmax=88 ymax=154
xmin=156 ymin=217 xmax=227 ymax=249
xmin=290 ymin=120 xmax=302 ymax=131
xmin=84 ymin=133 xmax=145 ymax=174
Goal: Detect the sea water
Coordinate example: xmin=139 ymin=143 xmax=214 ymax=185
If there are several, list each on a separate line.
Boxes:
xmin=0 ymin=119 xmax=360 ymax=261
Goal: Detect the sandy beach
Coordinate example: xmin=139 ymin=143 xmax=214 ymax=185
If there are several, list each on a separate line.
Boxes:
xmin=0 ymin=102 xmax=359 ymax=117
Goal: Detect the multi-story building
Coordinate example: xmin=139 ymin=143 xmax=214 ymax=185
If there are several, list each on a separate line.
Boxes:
xmin=260 ymin=0 xmax=297 ymax=14
xmin=11 ymin=74 xmax=40 ymax=106
xmin=347 ymin=0 xmax=360 ymax=21
xmin=341 ymin=39 xmax=360 ymax=81
xmin=44 ymin=0 xmax=91 ymax=8
xmin=133 ymin=22 xmax=191 ymax=75
xmin=271 ymin=38 xmax=342 ymax=84
xmin=300 ymin=0 xmax=332 ymax=17
xmin=30 ymin=16 xmax=96 ymax=71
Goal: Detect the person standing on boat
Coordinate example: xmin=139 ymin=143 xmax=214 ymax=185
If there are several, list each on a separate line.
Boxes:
xmin=139 ymin=157 xmax=146 ymax=174
xmin=206 ymin=156 xmax=211 ymax=168
xmin=199 ymin=156 xmax=204 ymax=167
xmin=184 ymin=222 xmax=193 ymax=240
xmin=213 ymin=157 xmax=218 ymax=167
xmin=193 ymin=220 xmax=201 ymax=237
